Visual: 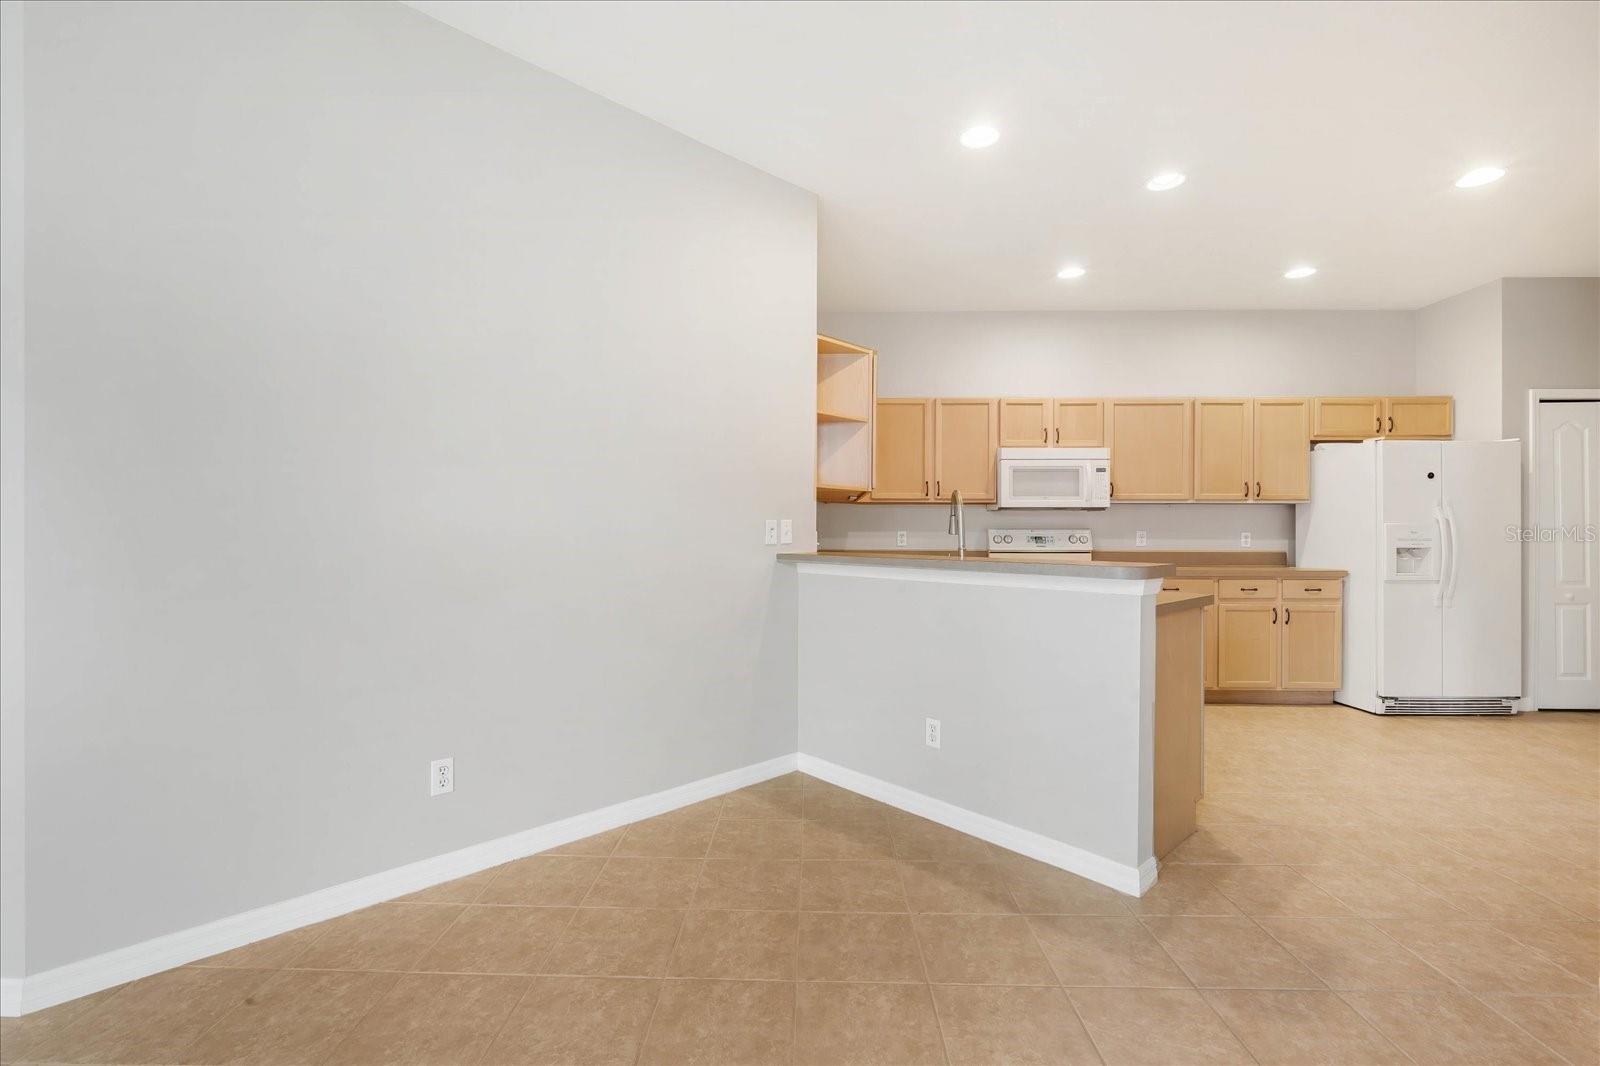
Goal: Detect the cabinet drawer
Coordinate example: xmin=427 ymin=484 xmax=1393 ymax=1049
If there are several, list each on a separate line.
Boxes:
xmin=1160 ymin=578 xmax=1216 ymax=596
xmin=1282 ymin=580 xmax=1342 ymax=601
xmin=1217 ymin=579 xmax=1279 ymax=601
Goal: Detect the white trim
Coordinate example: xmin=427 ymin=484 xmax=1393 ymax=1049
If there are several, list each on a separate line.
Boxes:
xmin=795 ymin=753 xmax=1153 ymax=896
xmin=1524 ymin=388 xmax=1600 ymax=712
xmin=4 ymin=753 xmax=799 ymax=1016
xmin=792 ymin=560 xmax=1159 ymax=596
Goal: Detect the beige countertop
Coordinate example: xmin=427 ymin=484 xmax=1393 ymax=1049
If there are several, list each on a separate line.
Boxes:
xmin=780 ymin=550 xmax=1175 ymax=581
xmin=1170 ymin=566 xmax=1349 ymax=580
xmin=1156 ymin=590 xmax=1213 ymax=615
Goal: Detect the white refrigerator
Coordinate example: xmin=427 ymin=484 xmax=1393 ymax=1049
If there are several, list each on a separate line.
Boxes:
xmin=1295 ymin=439 xmax=1522 ymax=714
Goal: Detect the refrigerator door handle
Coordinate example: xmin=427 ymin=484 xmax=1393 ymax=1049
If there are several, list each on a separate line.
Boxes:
xmin=1433 ymin=506 xmax=1451 ymax=608
xmin=1443 ymin=503 xmax=1462 ymax=606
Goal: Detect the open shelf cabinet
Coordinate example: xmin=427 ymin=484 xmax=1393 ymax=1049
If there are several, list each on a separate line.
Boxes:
xmin=816 ymin=334 xmax=875 ymax=502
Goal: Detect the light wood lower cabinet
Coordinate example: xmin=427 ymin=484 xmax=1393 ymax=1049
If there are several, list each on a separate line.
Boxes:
xmin=872 ymin=398 xmax=933 ymax=501
xmin=1210 ymin=577 xmax=1343 ymax=697
xmin=1282 ymin=602 xmax=1342 ymax=689
xmin=1108 ymin=399 xmax=1193 ymax=500
xmin=1217 ymin=602 xmax=1281 ymax=689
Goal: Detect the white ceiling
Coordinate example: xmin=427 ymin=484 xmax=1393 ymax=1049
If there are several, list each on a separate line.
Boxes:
xmin=405 ymin=1 xmax=1599 ymax=312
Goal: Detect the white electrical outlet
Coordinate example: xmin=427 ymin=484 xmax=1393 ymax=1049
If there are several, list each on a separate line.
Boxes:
xmin=430 ymin=757 xmax=454 ymax=797
xmin=896 ymin=531 xmax=908 ymax=547
xmin=764 ymin=519 xmax=778 ymax=546
xmin=780 ymin=518 xmax=793 ymax=545
xmin=1135 ymin=530 xmax=1148 ymax=547
xmin=1240 ymin=532 xmax=1252 ymax=547
xmin=924 ymin=717 xmax=941 ymax=749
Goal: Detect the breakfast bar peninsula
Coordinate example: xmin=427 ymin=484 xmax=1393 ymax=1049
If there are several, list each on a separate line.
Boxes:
xmin=778 ymin=550 xmax=1208 ymax=895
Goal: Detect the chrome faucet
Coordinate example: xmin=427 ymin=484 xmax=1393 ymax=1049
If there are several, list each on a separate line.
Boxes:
xmin=947 ymin=489 xmax=966 ymax=559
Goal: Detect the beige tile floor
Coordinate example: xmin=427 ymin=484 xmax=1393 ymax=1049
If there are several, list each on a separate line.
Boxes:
xmin=3 ymin=705 xmax=1596 ymax=1065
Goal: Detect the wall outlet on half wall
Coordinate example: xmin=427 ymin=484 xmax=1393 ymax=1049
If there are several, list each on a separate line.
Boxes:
xmin=924 ymin=717 xmax=941 ymax=749
xmin=1135 ymin=530 xmax=1147 ymax=547
xmin=430 ymin=757 xmax=454 ymax=797
xmin=1240 ymin=532 xmax=1252 ymax=547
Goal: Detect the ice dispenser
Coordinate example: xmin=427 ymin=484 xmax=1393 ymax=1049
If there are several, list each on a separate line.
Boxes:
xmin=1384 ymin=523 xmax=1437 ymax=581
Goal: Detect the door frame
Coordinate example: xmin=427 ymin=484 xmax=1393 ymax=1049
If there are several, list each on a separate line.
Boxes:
xmin=1524 ymin=388 xmax=1600 ymax=711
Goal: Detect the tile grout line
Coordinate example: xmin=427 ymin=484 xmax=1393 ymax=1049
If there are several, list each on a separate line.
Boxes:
xmin=888 ymin=834 xmax=951 ymax=1066
xmin=630 ymin=782 xmax=731 ymax=1065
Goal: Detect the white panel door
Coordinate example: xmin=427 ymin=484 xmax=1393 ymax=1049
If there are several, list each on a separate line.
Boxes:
xmin=1376 ymin=442 xmax=1443 ymax=698
xmin=1536 ymin=400 xmax=1600 ymax=709
xmin=1440 ymin=441 xmax=1522 ymax=699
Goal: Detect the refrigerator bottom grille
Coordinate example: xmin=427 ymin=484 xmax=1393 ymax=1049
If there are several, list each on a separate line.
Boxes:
xmin=1378 ymin=697 xmax=1518 ymax=715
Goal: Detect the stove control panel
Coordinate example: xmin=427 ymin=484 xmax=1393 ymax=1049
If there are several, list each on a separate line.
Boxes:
xmin=987 ymin=528 xmax=1093 ymax=553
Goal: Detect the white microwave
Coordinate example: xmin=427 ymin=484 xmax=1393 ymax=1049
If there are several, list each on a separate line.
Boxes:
xmin=996 ymin=447 xmax=1111 ymax=509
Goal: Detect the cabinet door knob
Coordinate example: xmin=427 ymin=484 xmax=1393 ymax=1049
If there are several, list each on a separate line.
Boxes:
xmin=1272 ymin=606 xmax=1278 ymax=624
xmin=1285 ymin=608 xmax=1291 ymax=624
xmin=924 ymin=480 xmax=929 ymax=497
xmin=1375 ymin=416 xmax=1382 ymax=433
xmin=1255 ymin=481 xmax=1262 ymax=498
xmin=1054 ymin=427 xmax=1059 ymax=444
xmin=935 ymin=480 xmax=941 ymax=497
xmin=1387 ymin=416 xmax=1395 ymax=433
xmin=1042 ymin=428 xmax=1047 ymax=443
xmin=1243 ymin=480 xmax=1248 ymax=498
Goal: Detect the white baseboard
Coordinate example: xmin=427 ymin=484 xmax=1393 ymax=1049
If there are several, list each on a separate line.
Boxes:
xmin=796 ymin=754 xmax=1154 ymax=897
xmin=4 ymin=753 xmax=800 ymax=1017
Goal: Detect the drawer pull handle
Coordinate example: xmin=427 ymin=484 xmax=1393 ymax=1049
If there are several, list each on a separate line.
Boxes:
xmin=1304 ymin=586 xmax=1322 ymax=592
xmin=1163 ymin=586 xmax=1178 ymax=592
xmin=1240 ymin=586 xmax=1259 ymax=592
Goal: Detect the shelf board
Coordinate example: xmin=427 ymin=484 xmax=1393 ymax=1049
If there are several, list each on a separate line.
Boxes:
xmin=817 ymin=409 xmax=869 ymax=424
xmin=816 ymin=483 xmax=870 ymax=503
xmin=817 ymin=335 xmax=874 ymax=357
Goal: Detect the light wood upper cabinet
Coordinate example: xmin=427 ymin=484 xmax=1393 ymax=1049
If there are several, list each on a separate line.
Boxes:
xmin=1253 ymin=398 xmax=1310 ymax=500
xmin=1282 ymin=602 xmax=1342 ymax=689
xmin=1385 ymin=396 xmax=1453 ymax=439
xmin=1108 ymin=399 xmax=1193 ymax=500
xmin=998 ymin=398 xmax=1052 ymax=447
xmin=934 ymin=398 xmax=999 ymax=501
xmin=1054 ymin=400 xmax=1105 ymax=446
xmin=1194 ymin=399 xmax=1253 ymax=501
xmin=1217 ymin=602 xmax=1280 ymax=689
xmin=1312 ymin=397 xmax=1383 ymax=440
xmin=872 ymin=399 xmax=933 ymax=501
xmin=1312 ymin=396 xmax=1454 ymax=441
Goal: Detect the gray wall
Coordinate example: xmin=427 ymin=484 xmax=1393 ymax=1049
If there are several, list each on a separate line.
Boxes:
xmin=817 ymin=310 xmax=1415 ymax=554
xmin=1 ymin=0 xmax=25 ymax=985
xmin=20 ymin=0 xmax=814 ymax=974
xmin=1415 ymin=280 xmax=1505 ymax=440
xmin=1501 ymin=278 xmax=1600 ymax=445
xmin=797 ymin=569 xmax=1154 ymax=873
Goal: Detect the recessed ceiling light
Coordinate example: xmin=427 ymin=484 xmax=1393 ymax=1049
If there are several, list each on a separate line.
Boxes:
xmin=1455 ymin=165 xmax=1506 ymax=188
xmin=1284 ymin=265 xmax=1318 ymax=280
xmin=1146 ymin=172 xmax=1186 ymax=191
xmin=1056 ymin=265 xmax=1087 ymax=280
xmin=959 ymin=125 xmax=1000 ymax=149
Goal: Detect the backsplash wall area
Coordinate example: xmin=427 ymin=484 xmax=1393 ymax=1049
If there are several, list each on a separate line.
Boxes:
xmin=817 ymin=309 xmax=1418 ymax=554
xmin=819 ymin=503 xmax=1295 ymax=553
